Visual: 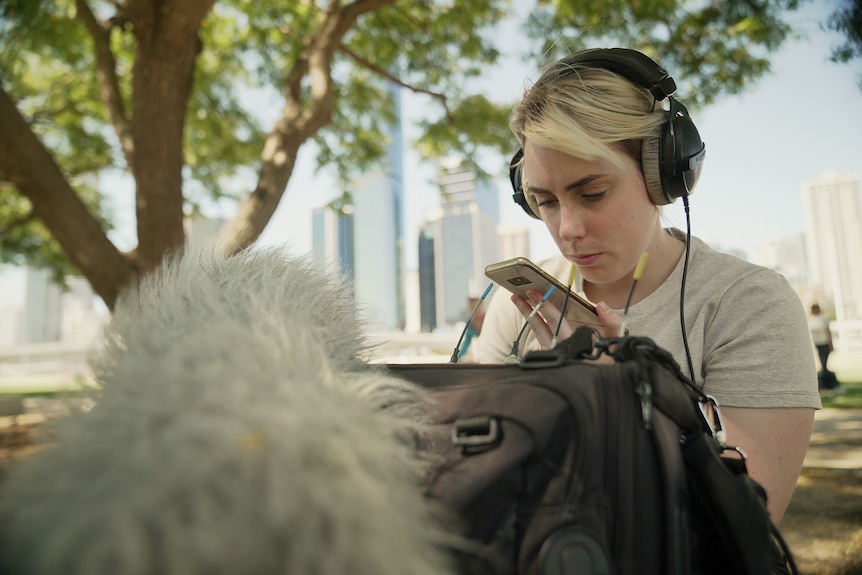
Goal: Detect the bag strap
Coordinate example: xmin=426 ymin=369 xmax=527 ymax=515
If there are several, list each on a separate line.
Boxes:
xmin=611 ymin=336 xmax=712 ymax=434
xmin=535 ymin=328 xmax=726 ymax=440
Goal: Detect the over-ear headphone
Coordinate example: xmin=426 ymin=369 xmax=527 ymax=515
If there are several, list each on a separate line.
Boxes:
xmin=510 ymin=48 xmax=706 ymax=219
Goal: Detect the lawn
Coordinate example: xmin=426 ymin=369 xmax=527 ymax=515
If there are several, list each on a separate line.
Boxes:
xmin=820 ymin=375 xmax=862 ymax=409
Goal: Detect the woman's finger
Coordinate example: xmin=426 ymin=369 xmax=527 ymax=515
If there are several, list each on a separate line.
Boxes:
xmin=595 ymin=301 xmax=623 ymax=339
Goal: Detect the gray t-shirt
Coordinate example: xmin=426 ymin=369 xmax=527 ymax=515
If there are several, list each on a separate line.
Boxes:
xmin=473 ymin=230 xmax=821 ymax=409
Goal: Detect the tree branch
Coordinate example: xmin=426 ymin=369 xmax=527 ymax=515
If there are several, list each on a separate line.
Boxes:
xmin=221 ymin=0 xmax=397 ymax=255
xmin=299 ymin=0 xmax=395 ymax=135
xmin=338 ymin=45 xmax=452 ymax=116
xmin=0 ymin=83 xmax=134 ymax=308
xmin=75 ymin=0 xmax=136 ymax=171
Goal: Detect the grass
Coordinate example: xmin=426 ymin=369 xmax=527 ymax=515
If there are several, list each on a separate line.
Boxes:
xmin=820 ymin=377 xmax=862 ymax=409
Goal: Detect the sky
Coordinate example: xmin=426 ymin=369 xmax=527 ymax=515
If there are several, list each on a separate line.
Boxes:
xmin=2 ymin=1 xmax=861 ymax=305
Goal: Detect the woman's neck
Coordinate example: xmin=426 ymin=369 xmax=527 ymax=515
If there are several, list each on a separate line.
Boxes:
xmin=584 ymin=228 xmax=685 ymax=309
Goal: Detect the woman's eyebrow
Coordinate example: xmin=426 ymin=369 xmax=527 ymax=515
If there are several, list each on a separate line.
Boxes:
xmin=529 ymin=174 xmax=606 ymax=194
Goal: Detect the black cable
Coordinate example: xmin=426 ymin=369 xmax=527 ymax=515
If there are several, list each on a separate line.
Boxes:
xmin=504 ymin=317 xmax=532 ymax=364
xmin=680 ymin=195 xmax=696 ymax=383
xmin=620 ymin=253 xmax=648 ymax=337
xmin=551 ymin=264 xmax=577 ymax=347
xmin=504 ymin=285 xmax=556 ymax=364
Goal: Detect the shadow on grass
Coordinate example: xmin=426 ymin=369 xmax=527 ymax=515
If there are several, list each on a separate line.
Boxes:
xmin=783 ymin=469 xmax=862 ymax=575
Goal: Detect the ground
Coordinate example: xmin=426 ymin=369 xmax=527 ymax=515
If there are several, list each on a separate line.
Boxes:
xmin=783 ymin=468 xmax=862 ymax=575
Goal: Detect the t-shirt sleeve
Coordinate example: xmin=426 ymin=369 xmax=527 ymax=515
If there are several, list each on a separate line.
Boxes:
xmin=701 ymin=269 xmax=821 ymax=409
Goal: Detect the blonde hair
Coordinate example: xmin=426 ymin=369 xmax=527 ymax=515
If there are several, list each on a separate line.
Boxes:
xmin=511 ymin=54 xmax=670 ymax=209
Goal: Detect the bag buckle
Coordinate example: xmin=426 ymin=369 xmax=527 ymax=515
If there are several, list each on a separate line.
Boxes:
xmin=699 ymin=394 xmax=728 ymax=445
xmin=452 ymin=416 xmax=500 ymax=449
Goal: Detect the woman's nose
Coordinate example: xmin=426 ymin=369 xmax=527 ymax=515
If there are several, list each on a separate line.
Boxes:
xmin=557 ymin=206 xmax=586 ymax=241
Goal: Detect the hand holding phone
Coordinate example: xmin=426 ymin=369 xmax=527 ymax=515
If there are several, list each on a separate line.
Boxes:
xmin=484 ymin=257 xmax=602 ymax=328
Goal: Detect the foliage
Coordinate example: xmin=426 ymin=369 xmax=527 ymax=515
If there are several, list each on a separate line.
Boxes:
xmin=523 ymin=0 xmax=808 ymax=108
xmin=825 ymin=0 xmax=862 ymax=88
xmin=0 ymin=0 xmax=514 ymax=308
xmin=0 ymin=181 xmax=108 ymax=286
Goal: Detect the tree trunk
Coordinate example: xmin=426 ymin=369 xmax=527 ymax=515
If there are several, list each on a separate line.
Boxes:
xmin=128 ymin=2 xmax=210 ymax=274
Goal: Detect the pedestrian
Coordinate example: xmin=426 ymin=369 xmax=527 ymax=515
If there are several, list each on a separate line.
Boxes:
xmin=808 ymin=303 xmax=840 ymax=394
xmin=473 ymin=47 xmax=821 ymax=528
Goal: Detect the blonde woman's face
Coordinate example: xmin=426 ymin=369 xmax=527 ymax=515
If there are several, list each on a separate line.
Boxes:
xmin=523 ymin=141 xmax=661 ymax=291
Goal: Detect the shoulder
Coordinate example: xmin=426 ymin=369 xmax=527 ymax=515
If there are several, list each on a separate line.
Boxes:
xmin=687 ymin=236 xmax=796 ymax=305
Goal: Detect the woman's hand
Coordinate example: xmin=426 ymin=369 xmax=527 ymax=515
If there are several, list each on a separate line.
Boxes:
xmin=511 ymin=291 xmax=623 ymax=349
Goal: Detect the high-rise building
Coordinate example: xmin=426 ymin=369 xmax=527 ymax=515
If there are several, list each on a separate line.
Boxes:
xmin=311 ymin=83 xmax=405 ymax=331
xmin=23 ymin=267 xmax=63 ymax=344
xmin=16 ymin=266 xmax=105 ymax=346
xmin=426 ymin=158 xmax=500 ymax=326
xmin=311 ymin=204 xmax=355 ymax=279
xmin=802 ymin=172 xmax=862 ymax=344
xmin=754 ymin=233 xmax=816 ymax=308
xmin=59 ymin=276 xmax=105 ymax=345
xmin=0 ymin=265 xmax=25 ymax=347
xmin=417 ymin=224 xmax=437 ymax=332
xmin=498 ymin=225 xmax=531 ymax=261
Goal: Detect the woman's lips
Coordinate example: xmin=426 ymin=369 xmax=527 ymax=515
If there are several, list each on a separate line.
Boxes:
xmin=569 ymin=253 xmax=601 ymax=266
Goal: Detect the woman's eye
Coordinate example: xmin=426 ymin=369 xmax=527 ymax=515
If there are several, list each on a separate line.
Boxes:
xmin=536 ymin=198 xmax=558 ymax=208
xmin=582 ymin=192 xmax=606 ymax=202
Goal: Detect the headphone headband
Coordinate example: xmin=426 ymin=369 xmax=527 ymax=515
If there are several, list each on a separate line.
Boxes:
xmin=563 ymin=48 xmax=677 ymax=100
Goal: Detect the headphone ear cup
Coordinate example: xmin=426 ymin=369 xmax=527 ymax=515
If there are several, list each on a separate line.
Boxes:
xmin=510 ymin=149 xmax=542 ymax=219
xmin=641 ymin=135 xmax=671 ymax=205
xmin=660 ymin=106 xmax=705 ymax=201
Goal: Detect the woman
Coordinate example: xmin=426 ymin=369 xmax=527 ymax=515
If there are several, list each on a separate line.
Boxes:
xmin=473 ymin=48 xmax=820 ymax=525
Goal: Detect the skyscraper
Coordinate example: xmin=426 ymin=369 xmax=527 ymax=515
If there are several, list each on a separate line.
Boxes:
xmin=755 ymin=234 xmax=817 ymax=311
xmin=426 ymin=158 xmax=500 ymax=326
xmin=417 ymin=225 xmax=437 ymax=332
xmin=802 ymin=172 xmax=862 ymax=343
xmin=23 ymin=267 xmax=62 ymax=344
xmin=497 ymin=225 xmax=531 ymax=261
xmin=311 ymin=203 xmax=354 ymax=279
xmin=311 ymin=83 xmax=405 ymax=331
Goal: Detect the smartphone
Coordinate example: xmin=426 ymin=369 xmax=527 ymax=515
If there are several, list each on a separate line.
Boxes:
xmin=484 ymin=257 xmax=602 ymax=327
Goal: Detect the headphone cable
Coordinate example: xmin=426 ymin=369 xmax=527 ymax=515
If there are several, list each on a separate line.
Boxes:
xmin=551 ymin=263 xmax=577 ymax=348
xmin=505 ymin=285 xmax=556 ymax=364
xmin=619 ymin=252 xmax=649 ymax=337
xmin=680 ymin=195 xmax=696 ymax=383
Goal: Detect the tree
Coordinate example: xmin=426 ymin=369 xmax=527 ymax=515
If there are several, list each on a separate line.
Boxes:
xmin=523 ymin=0 xmax=812 ymax=108
xmin=0 ymin=0 xmax=515 ymax=309
xmin=825 ymin=0 xmax=862 ymax=87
